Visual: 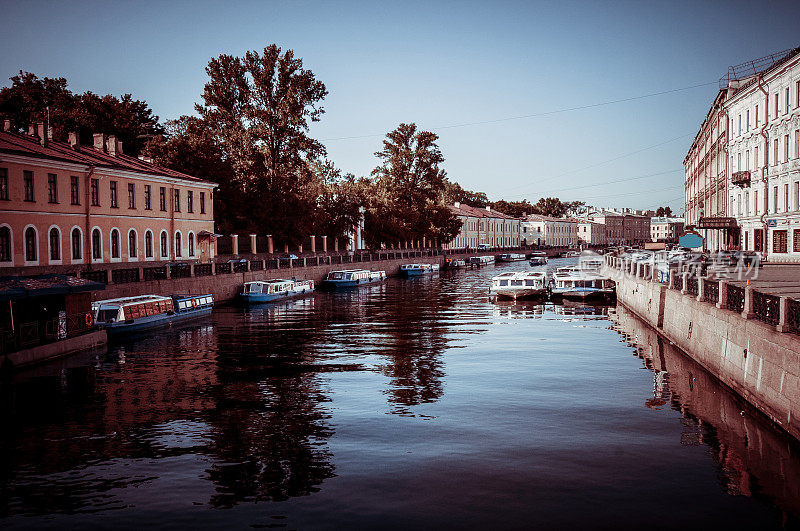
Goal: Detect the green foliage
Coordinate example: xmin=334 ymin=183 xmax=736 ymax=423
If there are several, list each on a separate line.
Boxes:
xmin=0 ymin=71 xmax=163 ymax=155
xmin=442 ymin=180 xmax=489 ymax=207
xmin=655 ymin=206 xmax=673 ymax=217
xmin=491 ymin=199 xmax=533 ymax=217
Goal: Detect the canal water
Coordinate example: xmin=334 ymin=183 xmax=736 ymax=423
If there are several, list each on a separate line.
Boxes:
xmin=1 ymin=259 xmax=799 ymax=529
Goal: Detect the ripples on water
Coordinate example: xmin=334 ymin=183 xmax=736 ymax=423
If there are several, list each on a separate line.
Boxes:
xmin=1 ymin=259 xmax=799 ymax=529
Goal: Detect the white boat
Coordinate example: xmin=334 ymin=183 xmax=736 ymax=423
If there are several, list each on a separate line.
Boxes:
xmin=564 ymin=250 xmax=581 ymax=258
xmin=468 ymin=255 xmax=495 ymax=266
xmin=240 ymin=278 xmax=315 ymax=304
xmin=443 ymin=258 xmax=466 ymax=269
xmin=496 ymin=253 xmax=526 ymax=262
xmin=400 ymin=263 xmax=440 ymax=276
xmin=490 ymin=271 xmax=548 ymax=300
xmin=550 ymin=267 xmax=615 ymax=300
xmin=321 ymin=269 xmax=387 ymax=289
xmin=529 ymin=252 xmax=548 ymax=266
xmin=93 ymin=294 xmax=213 ymax=336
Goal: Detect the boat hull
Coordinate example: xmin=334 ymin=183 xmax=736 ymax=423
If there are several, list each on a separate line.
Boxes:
xmin=490 ymin=288 xmax=548 ymax=300
xmin=241 ymin=288 xmax=313 ymax=304
xmin=99 ymin=307 xmax=212 ymax=336
xmin=321 ymin=277 xmax=385 ymax=289
xmin=552 ymin=288 xmax=615 ymax=301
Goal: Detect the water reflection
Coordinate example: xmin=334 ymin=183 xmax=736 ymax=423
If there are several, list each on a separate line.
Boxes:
xmin=491 ymin=300 xmax=612 ymax=320
xmin=611 ymin=305 xmax=800 ymax=521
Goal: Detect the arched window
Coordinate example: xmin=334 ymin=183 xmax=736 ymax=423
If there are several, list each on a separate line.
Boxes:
xmin=25 ymin=227 xmax=37 ymax=262
xmin=145 ymin=230 xmax=153 ymax=258
xmin=188 ymin=232 xmax=195 ymax=257
xmin=160 ymin=231 xmax=168 ymax=259
xmin=0 ymin=226 xmax=11 ymax=262
xmin=71 ymin=228 xmax=82 ymax=260
xmin=49 ymin=227 xmax=61 ymax=261
xmin=111 ymin=229 xmax=120 ymax=259
xmin=92 ymin=228 xmax=102 ymax=259
xmin=128 ymin=229 xmax=137 ymax=258
xmin=174 ymin=231 xmax=182 ymax=257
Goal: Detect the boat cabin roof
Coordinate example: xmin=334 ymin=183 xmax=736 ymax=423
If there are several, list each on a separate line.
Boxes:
xmin=93 ymin=295 xmax=171 ymax=306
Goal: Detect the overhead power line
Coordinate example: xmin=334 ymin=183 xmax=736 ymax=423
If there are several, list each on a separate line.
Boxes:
xmin=321 ymin=80 xmax=717 ymax=142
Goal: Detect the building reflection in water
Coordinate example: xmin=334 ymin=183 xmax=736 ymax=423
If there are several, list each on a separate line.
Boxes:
xmin=611 ymin=305 xmax=800 ymax=521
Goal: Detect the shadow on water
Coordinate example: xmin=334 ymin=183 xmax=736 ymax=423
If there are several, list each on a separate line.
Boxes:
xmin=610 ymin=305 xmax=800 ymax=525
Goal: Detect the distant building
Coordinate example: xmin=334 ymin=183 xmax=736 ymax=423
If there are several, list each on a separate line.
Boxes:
xmin=520 ymin=215 xmax=578 ymax=247
xmin=586 ymin=210 xmax=650 ymax=246
xmin=445 ymin=202 xmax=520 ymax=249
xmin=722 ymin=47 xmax=800 ymax=261
xmin=577 ymin=221 xmax=606 ymax=246
xmin=0 ymin=122 xmax=217 ymax=271
xmin=650 ymin=217 xmax=684 ymax=243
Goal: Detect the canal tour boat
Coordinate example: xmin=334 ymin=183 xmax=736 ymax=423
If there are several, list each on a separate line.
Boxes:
xmin=468 ymin=255 xmax=495 ymax=266
xmin=240 ymin=278 xmax=315 ymax=304
xmin=321 ymin=269 xmax=387 ymax=289
xmin=443 ymin=258 xmax=466 ymax=269
xmin=564 ymin=250 xmax=581 ymax=258
xmin=529 ymin=252 xmax=548 ymax=266
xmin=92 ymin=293 xmax=214 ymax=336
xmin=400 ymin=263 xmax=440 ymax=277
xmin=490 ymin=271 xmax=548 ymax=301
xmin=496 ymin=253 xmax=526 ymax=262
xmin=549 ymin=267 xmax=615 ymax=301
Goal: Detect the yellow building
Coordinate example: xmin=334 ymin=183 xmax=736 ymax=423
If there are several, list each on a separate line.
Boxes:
xmin=444 ymin=202 xmax=521 ymax=249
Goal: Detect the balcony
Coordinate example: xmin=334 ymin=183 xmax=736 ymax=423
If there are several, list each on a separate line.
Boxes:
xmin=732 ymin=170 xmax=751 ymax=188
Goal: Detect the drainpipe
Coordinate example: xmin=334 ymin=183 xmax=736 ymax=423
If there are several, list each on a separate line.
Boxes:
xmin=757 ymin=74 xmax=769 ymax=261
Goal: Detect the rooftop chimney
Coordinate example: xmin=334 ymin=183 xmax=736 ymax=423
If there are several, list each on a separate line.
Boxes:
xmin=107 ymin=135 xmax=118 ymax=156
xmin=3 ymin=119 xmax=11 ymax=132
xmin=454 ymin=201 xmax=460 ymax=208
xmin=28 ymin=124 xmax=36 ymax=136
xmin=36 ymin=122 xmax=48 ymax=147
xmin=47 ymin=126 xmax=54 ymax=141
xmin=485 ymin=205 xmax=491 ymax=212
xmin=93 ymin=133 xmax=107 ymax=152
xmin=68 ymin=131 xmax=80 ymax=149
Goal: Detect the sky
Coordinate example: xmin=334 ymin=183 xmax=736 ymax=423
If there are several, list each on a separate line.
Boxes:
xmin=1 ymin=0 xmax=799 ymax=215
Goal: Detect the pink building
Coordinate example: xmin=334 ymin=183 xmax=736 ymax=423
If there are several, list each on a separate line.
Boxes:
xmin=0 ymin=122 xmax=217 ymax=271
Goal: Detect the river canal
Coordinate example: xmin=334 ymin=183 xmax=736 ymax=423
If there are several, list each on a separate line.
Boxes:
xmin=1 ymin=259 xmax=799 ymax=529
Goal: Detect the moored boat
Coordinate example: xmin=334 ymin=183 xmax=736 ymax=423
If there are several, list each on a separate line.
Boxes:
xmin=564 ymin=250 xmax=581 ymax=258
xmin=321 ymin=269 xmax=387 ymax=289
xmin=468 ymin=255 xmax=495 ymax=266
xmin=443 ymin=258 xmax=466 ymax=269
xmin=528 ymin=252 xmax=548 ymax=266
xmin=240 ymin=278 xmax=315 ymax=304
xmin=400 ymin=263 xmax=440 ymax=276
xmin=550 ymin=267 xmax=614 ymax=300
xmin=490 ymin=271 xmax=548 ymax=300
xmin=92 ymin=293 xmax=213 ymax=336
xmin=497 ymin=253 xmax=526 ymax=262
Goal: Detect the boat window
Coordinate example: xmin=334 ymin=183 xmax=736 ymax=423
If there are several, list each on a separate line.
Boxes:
xmin=329 ymin=272 xmax=343 ymax=280
xmin=511 ymin=280 xmax=523 ymax=286
xmin=499 ymin=280 xmax=508 ymax=286
xmin=97 ymin=308 xmax=119 ymax=322
xmin=525 ymin=280 xmax=535 ymax=286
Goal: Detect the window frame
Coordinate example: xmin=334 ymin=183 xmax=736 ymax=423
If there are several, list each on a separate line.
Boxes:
xmin=47 ymin=173 xmax=58 ymax=203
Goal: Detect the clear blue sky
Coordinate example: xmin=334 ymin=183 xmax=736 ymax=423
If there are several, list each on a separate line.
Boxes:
xmin=1 ymin=0 xmax=798 ymax=214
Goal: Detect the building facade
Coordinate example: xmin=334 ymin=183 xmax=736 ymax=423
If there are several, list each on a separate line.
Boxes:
xmin=445 ymin=202 xmax=521 ymax=249
xmin=0 ymin=123 xmax=217 ymax=271
xmin=577 ymin=221 xmax=606 ymax=246
xmin=723 ymin=48 xmax=800 ymax=262
xmin=650 ymin=217 xmax=685 ymax=243
xmin=586 ymin=211 xmax=650 ymax=246
xmin=684 ymin=89 xmax=729 ymax=252
xmin=520 ymin=215 xmax=578 ymax=247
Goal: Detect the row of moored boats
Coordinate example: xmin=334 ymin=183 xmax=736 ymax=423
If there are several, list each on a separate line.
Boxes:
xmin=489 ymin=256 xmax=614 ymax=301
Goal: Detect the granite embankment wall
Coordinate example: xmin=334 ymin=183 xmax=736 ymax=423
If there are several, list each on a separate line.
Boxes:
xmin=604 ymin=261 xmax=800 ymax=441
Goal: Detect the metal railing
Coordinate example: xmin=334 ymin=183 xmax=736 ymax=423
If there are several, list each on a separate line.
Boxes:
xmin=727 ymin=285 xmax=745 ymax=313
xmin=195 ymin=263 xmax=212 ymax=276
xmin=703 ymin=280 xmax=719 ymax=304
xmin=112 ymin=267 xmax=139 ymax=284
xmin=143 ymin=266 xmax=167 ymax=281
xmin=170 ymin=263 xmax=191 ymax=278
xmin=787 ymin=298 xmax=800 ymax=335
xmin=81 ymin=269 xmax=107 ymax=284
xmin=0 ymin=312 xmax=96 ymax=355
xmin=753 ymin=291 xmax=781 ymax=326
xmin=686 ymin=276 xmax=699 ymax=297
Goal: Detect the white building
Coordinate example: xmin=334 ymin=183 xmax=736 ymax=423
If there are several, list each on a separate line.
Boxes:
xmin=521 ymin=215 xmax=578 ymax=247
xmin=650 ymin=217 xmax=684 ymax=243
xmin=724 ymin=47 xmax=800 ymax=261
xmin=577 ymin=221 xmax=606 ymax=246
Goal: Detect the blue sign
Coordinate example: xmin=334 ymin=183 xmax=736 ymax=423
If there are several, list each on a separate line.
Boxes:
xmin=766 ymin=219 xmax=777 ymax=227
xmin=679 ymin=232 xmax=704 ymax=249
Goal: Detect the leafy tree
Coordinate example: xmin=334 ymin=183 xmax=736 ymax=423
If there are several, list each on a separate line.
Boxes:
xmin=195 ymin=45 xmax=328 ymax=243
xmin=442 ymin=179 xmax=489 ymax=207
xmin=308 ymin=158 xmax=367 ymax=240
xmin=491 ymin=199 xmax=534 ymax=218
xmin=655 ymin=206 xmax=673 ymax=217
xmin=563 ymin=200 xmax=586 ymax=218
xmin=366 ymin=123 xmax=461 ymax=246
xmin=531 ymin=197 xmax=568 ymax=218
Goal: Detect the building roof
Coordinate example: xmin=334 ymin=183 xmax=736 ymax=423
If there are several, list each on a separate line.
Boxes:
xmin=0 ymin=129 xmax=212 ymax=184
xmin=522 ymin=214 xmax=578 ymax=223
xmin=650 ymin=217 xmax=684 ymax=224
xmin=0 ymin=274 xmax=105 ymax=301
xmin=450 ymin=203 xmax=517 ymax=220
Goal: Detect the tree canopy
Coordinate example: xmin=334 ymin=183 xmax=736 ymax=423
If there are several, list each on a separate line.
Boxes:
xmin=655 ymin=206 xmax=673 ymax=217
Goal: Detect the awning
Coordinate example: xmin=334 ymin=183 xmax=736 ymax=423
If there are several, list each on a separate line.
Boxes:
xmin=695 ymin=217 xmax=738 ymax=230
xmin=0 ymin=274 xmax=105 ymax=301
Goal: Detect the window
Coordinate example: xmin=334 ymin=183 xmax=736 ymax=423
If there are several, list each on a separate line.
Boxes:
xmin=92 ymin=229 xmax=102 ymax=260
xmin=786 ymin=134 xmax=790 ymax=161
xmin=188 ymin=232 xmax=194 ymax=257
xmin=24 ymin=171 xmax=34 ymax=201
xmin=796 ymin=181 xmax=800 ymax=211
xmin=71 ymin=228 xmax=82 ymax=260
xmin=70 ymin=176 xmax=80 ymax=205
xmin=144 ymin=185 xmax=151 ymax=210
xmin=746 ymin=109 xmax=750 ymax=130
xmin=796 ymin=129 xmax=799 ymax=159
xmin=110 ymin=181 xmax=118 ymax=208
xmin=159 ymin=187 xmax=166 ymax=211
xmin=775 ymin=92 xmax=779 ymax=116
xmin=25 ymin=227 xmax=37 ymax=262
xmin=187 ymin=190 xmax=193 ymax=213
xmin=746 ymin=150 xmax=750 ymax=171
xmin=48 ymin=174 xmax=58 ymax=203
xmin=111 ymin=229 xmax=120 ymax=259
xmin=737 ymin=193 xmax=742 ymax=215
xmin=774 ymin=186 xmax=779 ymax=213
xmin=145 ymin=230 xmax=153 ymax=258
xmin=128 ymin=229 xmax=137 ymax=258
xmin=49 ymin=227 xmax=60 ymax=261
xmin=755 ymin=228 xmax=764 ymax=252
xmin=745 ymin=191 xmax=749 ymax=216
xmin=754 ymin=190 xmax=759 ymax=215
xmin=160 ymin=231 xmax=168 ymax=258
xmin=785 ymin=184 xmax=790 ymax=213
xmin=0 ymin=168 xmax=8 ymax=200
xmin=797 ymin=80 xmax=800 ymax=107
xmin=786 ymin=87 xmax=790 ymax=114
xmin=754 ymin=146 xmax=759 ymax=168
xmin=128 ymin=182 xmax=136 ymax=209
xmin=174 ymin=189 xmax=181 ymax=212
xmin=200 ymin=191 xmax=206 ymax=214
xmin=175 ymin=232 xmax=182 ymax=257
xmin=738 ymin=114 xmax=741 ymax=134
xmin=775 ymin=139 xmax=779 ymax=165
xmin=0 ymin=226 xmax=10 ymax=262
xmin=795 ymin=230 xmax=800 ymax=252
xmin=773 ymin=229 xmax=788 ymax=253
xmin=737 ymin=152 xmax=741 ymax=171
xmin=755 ymin=104 xmax=759 ymax=126
xmin=91 ymin=178 xmax=99 ymax=206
